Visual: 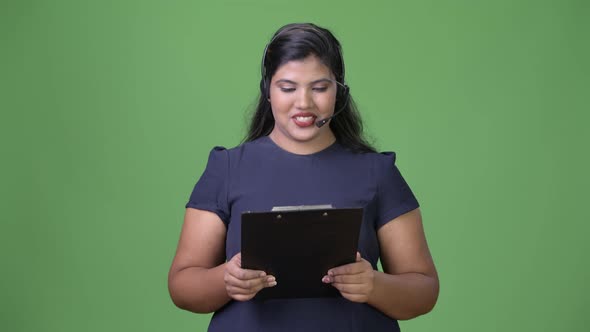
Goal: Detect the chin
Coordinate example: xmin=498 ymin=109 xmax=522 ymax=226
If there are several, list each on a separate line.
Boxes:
xmin=290 ymin=135 xmax=317 ymax=144
xmin=288 ymin=129 xmax=321 ymax=143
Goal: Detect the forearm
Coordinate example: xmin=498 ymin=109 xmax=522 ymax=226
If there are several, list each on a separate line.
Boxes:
xmin=368 ymin=271 xmax=439 ymax=320
xmin=168 ymin=263 xmax=231 ymax=313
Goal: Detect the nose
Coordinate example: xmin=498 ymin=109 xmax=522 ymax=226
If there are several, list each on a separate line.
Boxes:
xmin=295 ymin=88 xmax=313 ymax=109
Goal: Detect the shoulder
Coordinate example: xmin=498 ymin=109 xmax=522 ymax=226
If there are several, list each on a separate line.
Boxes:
xmin=353 ymin=150 xmax=402 ymax=186
xmin=373 ymin=151 xmax=397 ymax=170
xmin=344 ymin=148 xmax=397 ymax=169
xmin=323 ymin=144 xmax=399 ymax=172
xmin=227 ymin=136 xmax=271 ymax=156
xmin=205 ymin=137 xmax=271 ymax=165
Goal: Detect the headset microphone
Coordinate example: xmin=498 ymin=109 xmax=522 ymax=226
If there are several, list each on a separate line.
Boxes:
xmin=315 ymin=105 xmax=344 ymax=128
xmin=315 ymin=83 xmax=350 ymax=128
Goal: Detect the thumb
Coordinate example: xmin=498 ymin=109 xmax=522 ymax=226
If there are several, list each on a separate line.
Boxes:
xmin=234 ymin=253 xmax=242 ymax=267
xmin=356 ymin=252 xmax=362 ymax=262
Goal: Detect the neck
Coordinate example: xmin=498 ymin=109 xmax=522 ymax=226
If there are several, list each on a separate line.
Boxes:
xmin=269 ymin=130 xmax=336 ymax=155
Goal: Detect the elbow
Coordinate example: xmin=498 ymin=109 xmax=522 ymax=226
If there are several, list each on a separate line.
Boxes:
xmin=396 ymin=300 xmax=437 ymax=320
xmin=169 ymin=292 xmax=190 ymax=311
xmin=171 ymin=300 xmax=212 ymax=314
xmin=168 ymin=280 xmax=191 ymax=311
xmin=168 ymin=273 xmax=185 ymax=309
xmin=168 ymin=275 xmax=216 ymax=314
xmin=169 ymin=287 xmax=216 ymax=314
xmin=396 ymin=281 xmax=439 ymax=321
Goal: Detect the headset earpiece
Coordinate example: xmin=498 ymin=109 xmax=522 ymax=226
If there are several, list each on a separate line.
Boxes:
xmin=335 ymin=83 xmax=350 ymax=110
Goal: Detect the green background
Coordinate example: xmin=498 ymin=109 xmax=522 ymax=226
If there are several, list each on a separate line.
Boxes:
xmin=1 ymin=0 xmax=588 ymax=331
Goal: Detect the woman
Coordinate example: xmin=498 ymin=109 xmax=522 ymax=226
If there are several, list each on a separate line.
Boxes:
xmin=168 ymin=23 xmax=439 ymax=331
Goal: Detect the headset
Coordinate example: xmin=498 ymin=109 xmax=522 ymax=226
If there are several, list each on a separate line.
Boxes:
xmin=260 ymin=25 xmax=350 ymax=128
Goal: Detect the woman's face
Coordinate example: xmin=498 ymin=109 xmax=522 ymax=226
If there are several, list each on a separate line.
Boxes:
xmin=268 ymin=55 xmax=338 ymax=153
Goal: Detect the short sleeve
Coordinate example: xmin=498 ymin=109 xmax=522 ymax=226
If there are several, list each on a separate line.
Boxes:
xmin=375 ymin=152 xmax=420 ymax=228
xmin=185 ymin=146 xmax=230 ymax=225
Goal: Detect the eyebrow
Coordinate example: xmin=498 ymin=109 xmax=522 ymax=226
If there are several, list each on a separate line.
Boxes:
xmin=274 ymin=78 xmax=334 ymax=85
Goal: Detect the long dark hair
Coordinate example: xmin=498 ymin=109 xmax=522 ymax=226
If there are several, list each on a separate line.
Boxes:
xmin=244 ymin=23 xmax=376 ymax=154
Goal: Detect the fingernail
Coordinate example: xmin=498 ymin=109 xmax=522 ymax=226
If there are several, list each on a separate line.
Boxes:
xmin=328 ymin=271 xmax=334 ymax=276
xmin=322 ymin=276 xmax=330 ymax=283
xmin=269 ymin=281 xmax=277 ymax=287
xmin=267 ymin=276 xmax=275 ymax=282
xmin=259 ymin=272 xmax=266 ymax=277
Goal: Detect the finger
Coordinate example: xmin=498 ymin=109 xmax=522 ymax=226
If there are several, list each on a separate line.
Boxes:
xmin=225 ymin=273 xmax=275 ymax=290
xmin=329 ymin=274 xmax=366 ymax=284
xmin=328 ymin=261 xmax=366 ymax=276
xmin=356 ymin=252 xmax=362 ymax=262
xmin=226 ymin=277 xmax=276 ymax=295
xmin=328 ymin=255 xmax=373 ymax=276
xmin=226 ymin=284 xmax=260 ymax=296
xmin=231 ymin=268 xmax=267 ymax=280
xmin=226 ymin=261 xmax=267 ymax=280
xmin=228 ymin=290 xmax=257 ymax=302
xmin=225 ymin=277 xmax=276 ymax=303
xmin=331 ymin=282 xmax=368 ymax=295
xmin=231 ymin=252 xmax=241 ymax=261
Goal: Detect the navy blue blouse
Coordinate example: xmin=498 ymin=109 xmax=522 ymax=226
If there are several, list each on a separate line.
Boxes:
xmin=186 ymin=136 xmax=419 ymax=332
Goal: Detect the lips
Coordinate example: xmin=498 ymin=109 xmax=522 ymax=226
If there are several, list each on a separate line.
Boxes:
xmin=292 ymin=112 xmax=317 ymax=127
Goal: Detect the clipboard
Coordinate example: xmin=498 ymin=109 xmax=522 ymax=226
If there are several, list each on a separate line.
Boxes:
xmin=241 ymin=206 xmax=362 ymax=300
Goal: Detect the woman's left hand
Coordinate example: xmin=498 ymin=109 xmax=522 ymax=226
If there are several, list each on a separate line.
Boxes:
xmin=322 ymin=252 xmax=375 ymax=303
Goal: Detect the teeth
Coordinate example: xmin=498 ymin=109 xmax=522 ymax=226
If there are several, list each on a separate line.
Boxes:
xmin=295 ymin=116 xmax=313 ymax=121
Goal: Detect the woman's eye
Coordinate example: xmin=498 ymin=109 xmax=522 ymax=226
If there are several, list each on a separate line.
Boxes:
xmin=280 ymin=87 xmax=296 ymax=93
xmin=313 ymin=87 xmax=328 ymax=92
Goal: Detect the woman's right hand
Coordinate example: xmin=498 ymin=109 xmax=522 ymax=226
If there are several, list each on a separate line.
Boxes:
xmin=224 ymin=253 xmax=277 ymax=301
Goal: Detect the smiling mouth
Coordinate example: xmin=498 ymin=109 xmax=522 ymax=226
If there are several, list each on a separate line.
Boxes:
xmin=295 ymin=116 xmax=315 ymax=122
xmin=292 ymin=114 xmax=317 ymax=127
